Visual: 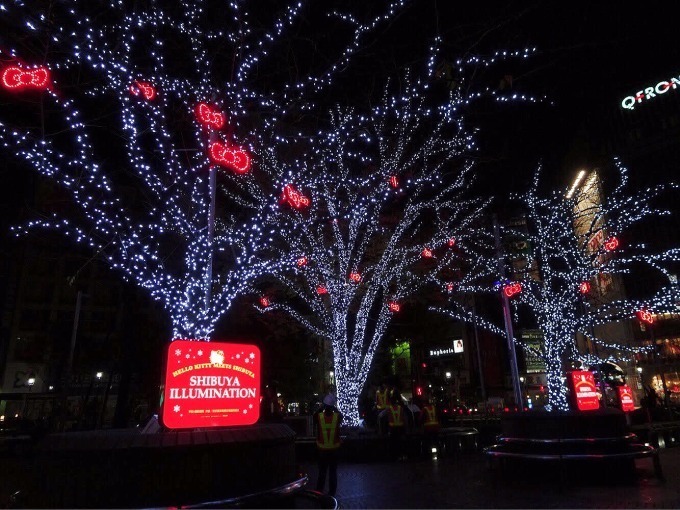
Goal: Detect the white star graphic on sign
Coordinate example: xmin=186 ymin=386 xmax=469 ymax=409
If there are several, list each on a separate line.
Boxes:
xmin=175 ymin=349 xmax=181 ymax=356
xmin=173 ymin=405 xmax=180 ymax=413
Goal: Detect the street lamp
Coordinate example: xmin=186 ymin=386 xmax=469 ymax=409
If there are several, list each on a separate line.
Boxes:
xmin=22 ymin=377 xmax=35 ymax=417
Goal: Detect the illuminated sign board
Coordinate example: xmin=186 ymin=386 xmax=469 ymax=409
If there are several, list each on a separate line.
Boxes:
xmin=568 ymin=370 xmax=600 ymax=411
xmin=429 ymin=339 xmax=464 ymax=358
xmin=161 ymin=340 xmax=260 ymax=429
xmin=621 ymin=74 xmax=680 ymax=110
xmin=617 ymin=385 xmax=635 ymax=412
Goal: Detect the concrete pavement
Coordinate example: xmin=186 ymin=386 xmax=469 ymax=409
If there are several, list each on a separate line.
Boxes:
xmin=301 ymin=447 xmax=680 ymax=508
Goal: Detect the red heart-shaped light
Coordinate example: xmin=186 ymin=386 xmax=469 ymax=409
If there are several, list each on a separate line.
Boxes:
xmin=2 ymin=66 xmax=50 ymax=90
xmin=195 ymin=103 xmax=225 ymax=129
xmin=209 ymin=142 xmax=251 ymax=174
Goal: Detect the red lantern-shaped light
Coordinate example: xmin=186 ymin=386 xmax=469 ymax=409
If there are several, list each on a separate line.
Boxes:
xmin=637 ymin=310 xmax=654 ymax=325
xmin=195 ymin=102 xmax=225 ymax=129
xmin=421 ymin=248 xmax=433 ymax=258
xmin=349 ymin=272 xmax=362 ymax=283
xmin=503 ymin=282 xmax=522 ymax=298
xmin=2 ymin=65 xmax=51 ymax=91
xmin=296 ymin=256 xmax=308 ymax=267
xmin=316 ymin=285 xmax=328 ymax=295
xmin=604 ymin=236 xmax=619 ymax=251
xmin=129 ymin=80 xmax=157 ymax=100
xmin=389 ymin=175 xmax=399 ymax=188
xmin=259 ymin=296 xmax=270 ymax=308
xmin=579 ymin=281 xmax=591 ymax=295
xmin=388 ymin=301 xmax=400 ymax=313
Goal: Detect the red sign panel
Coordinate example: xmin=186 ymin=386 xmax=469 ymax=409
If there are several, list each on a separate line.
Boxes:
xmin=161 ymin=340 xmax=260 ymax=429
xmin=618 ymin=385 xmax=635 ymax=412
xmin=569 ymin=370 xmax=600 ymax=411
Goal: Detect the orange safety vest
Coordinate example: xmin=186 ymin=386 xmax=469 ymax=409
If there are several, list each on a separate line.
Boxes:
xmin=376 ymin=389 xmax=388 ymax=410
xmin=422 ymin=404 xmax=439 ymax=430
xmin=387 ymin=404 xmax=404 ymax=428
xmin=316 ymin=411 xmax=341 ymax=450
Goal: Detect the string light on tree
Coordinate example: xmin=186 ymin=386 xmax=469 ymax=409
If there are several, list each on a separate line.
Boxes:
xmin=0 ymin=0 xmax=412 ymax=340
xmin=436 ymin=161 xmax=680 ymax=411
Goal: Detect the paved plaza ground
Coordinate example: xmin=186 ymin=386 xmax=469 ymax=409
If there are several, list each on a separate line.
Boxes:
xmin=301 ymin=447 xmax=680 ymax=509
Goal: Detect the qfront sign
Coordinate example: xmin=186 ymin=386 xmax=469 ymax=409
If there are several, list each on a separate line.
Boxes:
xmin=161 ymin=340 xmax=260 ymax=429
xmin=621 ymin=74 xmax=680 ymax=110
xmin=569 ymin=370 xmax=600 ymax=411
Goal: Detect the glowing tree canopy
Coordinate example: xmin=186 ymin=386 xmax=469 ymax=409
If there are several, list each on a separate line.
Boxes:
xmin=0 ymin=0 xmax=409 ymax=340
xmin=246 ymin=62 xmax=537 ymax=423
xmin=438 ymin=161 xmax=680 ymax=411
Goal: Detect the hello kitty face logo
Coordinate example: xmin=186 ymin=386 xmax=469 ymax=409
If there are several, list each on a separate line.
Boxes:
xmin=210 ymin=350 xmax=225 ymax=364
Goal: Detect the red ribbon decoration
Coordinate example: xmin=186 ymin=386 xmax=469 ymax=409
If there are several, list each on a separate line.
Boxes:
xmin=129 ymin=81 xmax=157 ymax=100
xmin=209 ymin=142 xmax=251 ymax=174
xmin=421 ymin=248 xmax=433 ymax=258
xmin=195 ymin=102 xmax=225 ymax=129
xmin=389 ymin=175 xmax=399 ymax=188
xmin=579 ymin=281 xmax=591 ymax=295
xmin=349 ymin=272 xmax=362 ymax=283
xmin=259 ymin=297 xmax=270 ymax=308
xmin=637 ymin=310 xmax=654 ymax=325
xmin=281 ymin=184 xmax=310 ymax=209
xmin=388 ymin=301 xmax=400 ymax=312
xmin=447 ymin=238 xmax=456 ymax=247
xmin=2 ymin=66 xmax=50 ymax=91
xmin=503 ymin=282 xmax=522 ymax=298
xmin=604 ymin=236 xmax=619 ymax=251
xmin=316 ymin=286 xmax=328 ymax=295
xmin=296 ymin=256 xmax=308 ymax=267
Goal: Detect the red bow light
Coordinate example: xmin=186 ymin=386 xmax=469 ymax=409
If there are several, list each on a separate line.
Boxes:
xmin=579 ymin=281 xmax=591 ymax=295
xmin=281 ymin=184 xmax=310 ymax=209
xmin=389 ymin=175 xmax=399 ymax=188
xmin=637 ymin=310 xmax=654 ymax=325
xmin=195 ymin=103 xmax=225 ymax=129
xmin=296 ymin=256 xmax=308 ymax=267
xmin=604 ymin=236 xmax=619 ymax=251
xmin=446 ymin=283 xmax=454 ymax=292
xmin=447 ymin=238 xmax=456 ymax=247
xmin=209 ymin=141 xmax=251 ymax=174
xmin=349 ymin=272 xmax=362 ymax=283
xmin=2 ymin=66 xmax=50 ymax=91
xmin=316 ymin=285 xmax=328 ymax=295
xmin=388 ymin=301 xmax=400 ymax=312
xmin=259 ymin=296 xmax=270 ymax=308
xmin=503 ymin=282 xmax=522 ymax=298
xmin=129 ymin=81 xmax=156 ymax=100
xmin=421 ymin=248 xmax=433 ymax=258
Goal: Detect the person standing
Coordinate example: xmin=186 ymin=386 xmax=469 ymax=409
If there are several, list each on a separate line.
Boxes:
xmin=315 ymin=394 xmax=343 ymax=496
xmin=386 ymin=393 xmax=406 ymax=460
xmin=420 ymin=396 xmax=441 ymax=456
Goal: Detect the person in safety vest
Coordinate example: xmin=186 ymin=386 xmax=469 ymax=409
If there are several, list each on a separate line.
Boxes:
xmin=386 ymin=393 xmax=407 ymax=460
xmin=419 ymin=395 xmax=441 ymax=456
xmin=315 ymin=394 xmax=343 ymax=496
xmin=374 ymin=383 xmax=389 ymax=434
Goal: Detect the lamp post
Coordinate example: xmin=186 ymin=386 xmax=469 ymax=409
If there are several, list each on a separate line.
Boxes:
xmin=21 ymin=377 xmax=35 ymax=418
